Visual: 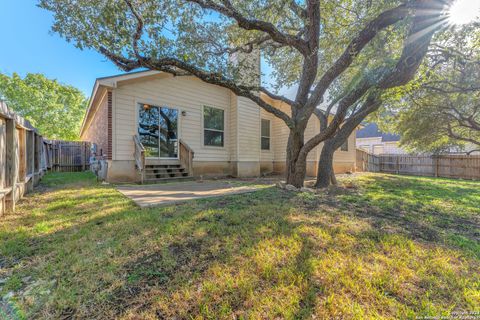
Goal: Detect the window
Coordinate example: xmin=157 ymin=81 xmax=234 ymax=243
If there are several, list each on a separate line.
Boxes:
xmin=340 ymin=139 xmax=348 ymax=151
xmin=204 ymin=106 xmax=224 ymax=147
xmin=261 ymin=119 xmax=270 ymax=150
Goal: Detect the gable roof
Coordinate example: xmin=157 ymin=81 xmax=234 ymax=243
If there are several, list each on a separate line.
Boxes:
xmin=80 ymin=70 xmax=163 ymax=137
xmin=356 ymin=123 xmax=400 ymax=142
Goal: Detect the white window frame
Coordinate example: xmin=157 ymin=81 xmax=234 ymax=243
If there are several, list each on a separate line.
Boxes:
xmin=202 ymin=105 xmax=225 ymax=148
xmin=136 ymin=101 xmax=181 ymax=159
xmin=261 ymin=118 xmax=271 ymax=151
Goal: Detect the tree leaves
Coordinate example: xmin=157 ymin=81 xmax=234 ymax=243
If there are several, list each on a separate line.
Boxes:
xmin=380 ymin=25 xmax=480 ymax=153
xmin=0 ymin=73 xmax=87 ymax=140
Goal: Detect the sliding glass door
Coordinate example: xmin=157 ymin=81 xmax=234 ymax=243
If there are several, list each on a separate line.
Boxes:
xmin=138 ymin=104 xmax=178 ymax=158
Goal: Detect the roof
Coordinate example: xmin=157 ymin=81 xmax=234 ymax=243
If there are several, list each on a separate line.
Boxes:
xmin=356 ymin=123 xmax=400 ymax=142
xmin=80 ymin=70 xmax=163 ymax=137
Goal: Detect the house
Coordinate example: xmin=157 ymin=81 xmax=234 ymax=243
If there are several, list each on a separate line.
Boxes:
xmin=80 ymin=70 xmax=357 ymax=183
xmin=356 ymin=123 xmax=406 ymax=155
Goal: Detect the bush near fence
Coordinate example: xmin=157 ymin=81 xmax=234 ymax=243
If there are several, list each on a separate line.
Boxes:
xmin=356 ymin=149 xmax=480 ymax=180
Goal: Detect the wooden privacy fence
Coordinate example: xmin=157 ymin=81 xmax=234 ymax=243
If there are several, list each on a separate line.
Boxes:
xmin=0 ymin=100 xmax=93 ymax=216
xmin=356 ymin=149 xmax=480 ymax=180
xmin=44 ymin=140 xmax=91 ymax=172
xmin=356 ymin=148 xmax=380 ymax=172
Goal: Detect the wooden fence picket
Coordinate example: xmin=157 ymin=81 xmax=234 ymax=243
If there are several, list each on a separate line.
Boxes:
xmin=44 ymin=140 xmax=91 ymax=172
xmin=356 ymin=149 xmax=480 ymax=180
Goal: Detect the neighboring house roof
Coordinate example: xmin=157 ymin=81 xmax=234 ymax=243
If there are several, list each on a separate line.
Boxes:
xmin=356 ymin=123 xmax=400 ymax=142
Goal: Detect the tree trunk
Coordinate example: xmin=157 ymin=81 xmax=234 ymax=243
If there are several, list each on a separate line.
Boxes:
xmin=315 ymin=140 xmax=336 ymax=188
xmin=285 ymin=129 xmax=307 ymax=188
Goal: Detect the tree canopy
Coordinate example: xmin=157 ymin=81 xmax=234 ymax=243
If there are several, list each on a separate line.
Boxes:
xmin=39 ymin=0 xmax=450 ymax=186
xmin=379 ymin=25 xmax=480 ymax=154
xmin=0 ymin=73 xmax=88 ymax=140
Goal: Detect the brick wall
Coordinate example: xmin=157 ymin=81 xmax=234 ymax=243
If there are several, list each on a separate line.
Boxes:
xmin=107 ymin=91 xmax=112 ymax=160
xmin=82 ymin=93 xmax=109 ymax=158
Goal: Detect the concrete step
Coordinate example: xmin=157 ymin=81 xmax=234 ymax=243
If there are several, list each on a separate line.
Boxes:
xmin=145 ymin=167 xmax=185 ymax=174
xmin=145 ymin=171 xmax=189 ymax=179
xmin=143 ymin=176 xmax=195 ymax=184
xmin=146 ymin=164 xmax=182 ymax=169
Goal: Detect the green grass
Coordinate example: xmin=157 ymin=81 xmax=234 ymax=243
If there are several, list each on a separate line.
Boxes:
xmin=0 ymin=172 xmax=479 ymax=319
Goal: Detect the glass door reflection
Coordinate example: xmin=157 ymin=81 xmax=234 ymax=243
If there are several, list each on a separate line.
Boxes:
xmin=159 ymin=107 xmax=178 ymax=158
xmin=138 ymin=104 xmax=178 ymax=158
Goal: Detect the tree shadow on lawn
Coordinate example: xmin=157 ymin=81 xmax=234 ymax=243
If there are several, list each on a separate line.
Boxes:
xmin=3 ymin=181 xmax=319 ymax=319
xmin=103 ymin=189 xmax=320 ymax=319
xmin=1 ymin=173 xmax=479 ymax=319
xmin=333 ymin=174 xmax=480 ymax=258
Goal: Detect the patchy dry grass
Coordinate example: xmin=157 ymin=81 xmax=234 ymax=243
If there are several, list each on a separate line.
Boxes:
xmin=0 ymin=172 xmax=479 ymax=319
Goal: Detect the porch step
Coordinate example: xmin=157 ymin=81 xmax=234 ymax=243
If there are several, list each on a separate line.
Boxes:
xmin=145 ymin=172 xmax=189 ymax=179
xmin=146 ymin=164 xmax=182 ymax=168
xmin=143 ymin=176 xmax=195 ymax=184
xmin=145 ymin=167 xmax=185 ymax=174
xmin=142 ymin=164 xmax=191 ymax=184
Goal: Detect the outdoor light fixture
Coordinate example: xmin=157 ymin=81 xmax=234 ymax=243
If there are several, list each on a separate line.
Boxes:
xmin=182 ymin=110 xmax=187 ymax=116
xmin=448 ymin=0 xmax=480 ymax=25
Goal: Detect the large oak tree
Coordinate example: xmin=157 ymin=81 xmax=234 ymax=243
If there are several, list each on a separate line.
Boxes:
xmin=40 ymin=0 xmax=450 ymax=187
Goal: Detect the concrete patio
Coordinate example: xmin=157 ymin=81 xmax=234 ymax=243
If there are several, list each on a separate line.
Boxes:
xmin=116 ymin=180 xmax=265 ymax=208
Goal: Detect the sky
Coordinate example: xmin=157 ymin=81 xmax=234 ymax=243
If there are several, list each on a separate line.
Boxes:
xmin=0 ymin=0 xmax=131 ymax=96
xmin=0 ymin=0 xmax=295 ymax=99
xmin=1 ymin=0 xmax=478 ymax=101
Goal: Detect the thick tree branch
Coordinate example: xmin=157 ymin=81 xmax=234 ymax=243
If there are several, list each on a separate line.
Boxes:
xmin=100 ymin=49 xmax=294 ymax=126
xmin=124 ymin=0 xmax=144 ymax=60
xmin=289 ymin=0 xmax=307 ymax=19
xmin=446 ymin=123 xmax=480 ymax=146
xmin=294 ymin=0 xmax=320 ymax=107
xmin=306 ymin=1 xmax=413 ymax=113
xmin=332 ymin=94 xmax=382 ymax=150
xmin=186 ymin=0 xmax=309 ymax=54
xmin=300 ymin=0 xmax=445 ymax=157
xmin=204 ymin=35 xmax=287 ymax=56
xmin=313 ymin=108 xmax=327 ymax=131
xmin=113 ymin=0 xmax=300 ymax=126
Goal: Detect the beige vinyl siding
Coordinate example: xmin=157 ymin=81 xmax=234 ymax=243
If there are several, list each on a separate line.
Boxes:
xmin=304 ymin=115 xmax=321 ymax=162
xmin=269 ymin=100 xmax=321 ymax=162
xmin=229 ymin=93 xmax=238 ymax=162
xmin=333 ymin=132 xmax=356 ymax=164
xmin=267 ymin=96 xmax=356 ymax=166
xmin=236 ymin=97 xmax=260 ymax=162
xmin=113 ymin=75 xmax=232 ymax=162
xmin=271 ymin=101 xmax=291 ymax=162
xmin=273 ymin=120 xmax=320 ymax=161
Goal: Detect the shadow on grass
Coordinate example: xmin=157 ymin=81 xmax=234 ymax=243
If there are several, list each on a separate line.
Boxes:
xmin=332 ymin=174 xmax=480 ymax=258
xmin=2 ymin=173 xmax=308 ymax=318
xmin=0 ymin=172 xmax=478 ymax=319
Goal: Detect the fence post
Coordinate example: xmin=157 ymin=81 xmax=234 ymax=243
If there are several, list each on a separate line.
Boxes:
xmin=58 ymin=143 xmax=62 ymax=172
xmin=434 ymin=155 xmax=439 ymax=177
xmin=81 ymin=142 xmax=86 ymax=171
xmin=396 ymin=156 xmax=399 ymax=174
xmin=5 ymin=119 xmax=17 ymax=213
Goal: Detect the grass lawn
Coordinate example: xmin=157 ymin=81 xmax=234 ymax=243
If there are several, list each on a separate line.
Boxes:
xmin=0 ymin=172 xmax=479 ymax=319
